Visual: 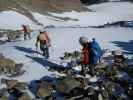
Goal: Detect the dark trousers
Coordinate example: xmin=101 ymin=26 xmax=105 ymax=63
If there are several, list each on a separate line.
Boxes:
xmin=40 ymin=44 xmax=49 ymax=58
xmin=81 ymin=64 xmax=95 ymax=76
xmin=24 ymin=32 xmax=31 ymax=40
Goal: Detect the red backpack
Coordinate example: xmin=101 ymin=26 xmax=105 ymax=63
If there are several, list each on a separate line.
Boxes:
xmin=22 ymin=25 xmax=28 ymax=33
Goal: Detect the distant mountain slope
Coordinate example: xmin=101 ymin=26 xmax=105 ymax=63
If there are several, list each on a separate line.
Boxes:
xmin=0 ymin=0 xmax=85 ymax=12
xmin=81 ymin=0 xmax=133 ymax=4
xmin=0 ymin=1 xmax=133 ymax=29
xmin=0 ymin=0 xmax=87 ymax=25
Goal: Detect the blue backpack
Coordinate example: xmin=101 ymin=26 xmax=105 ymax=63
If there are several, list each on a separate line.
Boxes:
xmin=91 ymin=39 xmax=102 ymax=64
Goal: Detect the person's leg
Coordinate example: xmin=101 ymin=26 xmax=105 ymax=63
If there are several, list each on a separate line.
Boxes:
xmin=28 ymin=33 xmax=31 ymax=39
xmin=89 ymin=64 xmax=95 ymax=76
xmin=40 ymin=44 xmax=45 ymax=56
xmin=24 ymin=33 xmax=27 ymax=40
xmin=40 ymin=44 xmax=49 ymax=58
xmin=43 ymin=48 xmax=46 ymax=56
xmin=40 ymin=44 xmax=48 ymax=58
xmin=81 ymin=65 xmax=86 ymax=76
xmin=45 ymin=46 xmax=49 ymax=59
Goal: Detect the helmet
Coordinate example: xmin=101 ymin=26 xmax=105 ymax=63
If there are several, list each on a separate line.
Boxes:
xmin=79 ymin=36 xmax=88 ymax=45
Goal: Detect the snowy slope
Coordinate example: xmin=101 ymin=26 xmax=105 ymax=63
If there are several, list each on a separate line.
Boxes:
xmin=49 ymin=2 xmax=133 ymax=26
xmin=0 ymin=2 xmax=133 ymax=29
xmin=0 ymin=27 xmax=133 ymax=84
xmin=0 ymin=1 xmax=132 ymax=86
xmin=0 ymin=11 xmax=41 ymax=30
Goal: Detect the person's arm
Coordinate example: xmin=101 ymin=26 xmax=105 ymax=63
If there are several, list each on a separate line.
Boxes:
xmin=45 ymin=32 xmax=51 ymax=46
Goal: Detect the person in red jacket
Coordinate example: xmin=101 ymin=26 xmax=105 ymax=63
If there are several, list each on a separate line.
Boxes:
xmin=22 ymin=25 xmax=31 ymax=40
xmin=79 ymin=36 xmax=94 ymax=76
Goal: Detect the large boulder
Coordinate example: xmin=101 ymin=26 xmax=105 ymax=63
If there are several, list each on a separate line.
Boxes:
xmin=56 ymin=77 xmax=81 ymax=94
xmin=18 ymin=93 xmax=32 ymax=100
xmin=36 ymin=81 xmax=53 ymax=99
xmin=103 ymin=81 xmax=127 ymax=99
xmin=1 ymin=79 xmax=28 ymax=91
xmin=29 ymin=80 xmax=53 ymax=99
xmin=0 ymin=58 xmax=16 ymax=74
xmin=0 ymin=57 xmax=24 ymax=76
xmin=6 ymin=80 xmax=18 ymax=89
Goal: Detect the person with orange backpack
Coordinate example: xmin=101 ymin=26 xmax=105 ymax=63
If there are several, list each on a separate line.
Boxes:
xmin=35 ymin=30 xmax=51 ymax=58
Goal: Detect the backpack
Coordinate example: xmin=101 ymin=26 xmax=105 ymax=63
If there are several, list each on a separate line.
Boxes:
xmin=91 ymin=41 xmax=102 ymax=64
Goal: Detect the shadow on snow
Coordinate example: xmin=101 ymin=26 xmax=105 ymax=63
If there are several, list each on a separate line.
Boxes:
xmin=25 ymin=55 xmax=67 ymax=73
xmin=111 ymin=40 xmax=133 ymax=63
xmin=14 ymin=46 xmax=42 ymax=55
xmin=111 ymin=40 xmax=133 ymax=55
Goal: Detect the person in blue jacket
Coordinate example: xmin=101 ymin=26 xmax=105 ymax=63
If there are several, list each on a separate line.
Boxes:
xmin=91 ymin=38 xmax=103 ymax=65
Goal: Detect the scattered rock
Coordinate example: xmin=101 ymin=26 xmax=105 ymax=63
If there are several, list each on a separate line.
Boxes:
xmin=0 ymin=57 xmax=24 ymax=76
xmin=56 ymin=76 xmax=81 ymax=94
xmin=36 ymin=81 xmax=53 ymax=99
xmin=18 ymin=93 xmax=32 ymax=100
xmin=7 ymin=30 xmax=22 ymax=42
xmin=6 ymin=79 xmax=18 ymax=89
xmin=95 ymin=62 xmax=108 ymax=69
xmin=1 ymin=79 xmax=28 ymax=91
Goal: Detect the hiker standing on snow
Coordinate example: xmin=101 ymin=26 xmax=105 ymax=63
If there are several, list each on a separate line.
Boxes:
xmin=79 ymin=36 xmax=94 ymax=76
xmin=22 ymin=25 xmax=31 ymax=40
xmin=35 ymin=30 xmax=51 ymax=59
xmin=91 ymin=38 xmax=102 ymax=65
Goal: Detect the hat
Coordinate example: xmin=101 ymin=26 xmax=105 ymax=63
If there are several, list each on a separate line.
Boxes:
xmin=79 ymin=36 xmax=88 ymax=45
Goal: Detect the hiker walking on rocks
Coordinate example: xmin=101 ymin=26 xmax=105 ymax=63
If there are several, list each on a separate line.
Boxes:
xmin=35 ymin=30 xmax=51 ymax=58
xmin=79 ymin=36 xmax=94 ymax=76
xmin=22 ymin=25 xmax=31 ymax=40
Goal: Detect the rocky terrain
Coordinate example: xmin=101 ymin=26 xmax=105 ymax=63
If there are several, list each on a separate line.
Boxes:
xmin=0 ymin=0 xmax=133 ymax=99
